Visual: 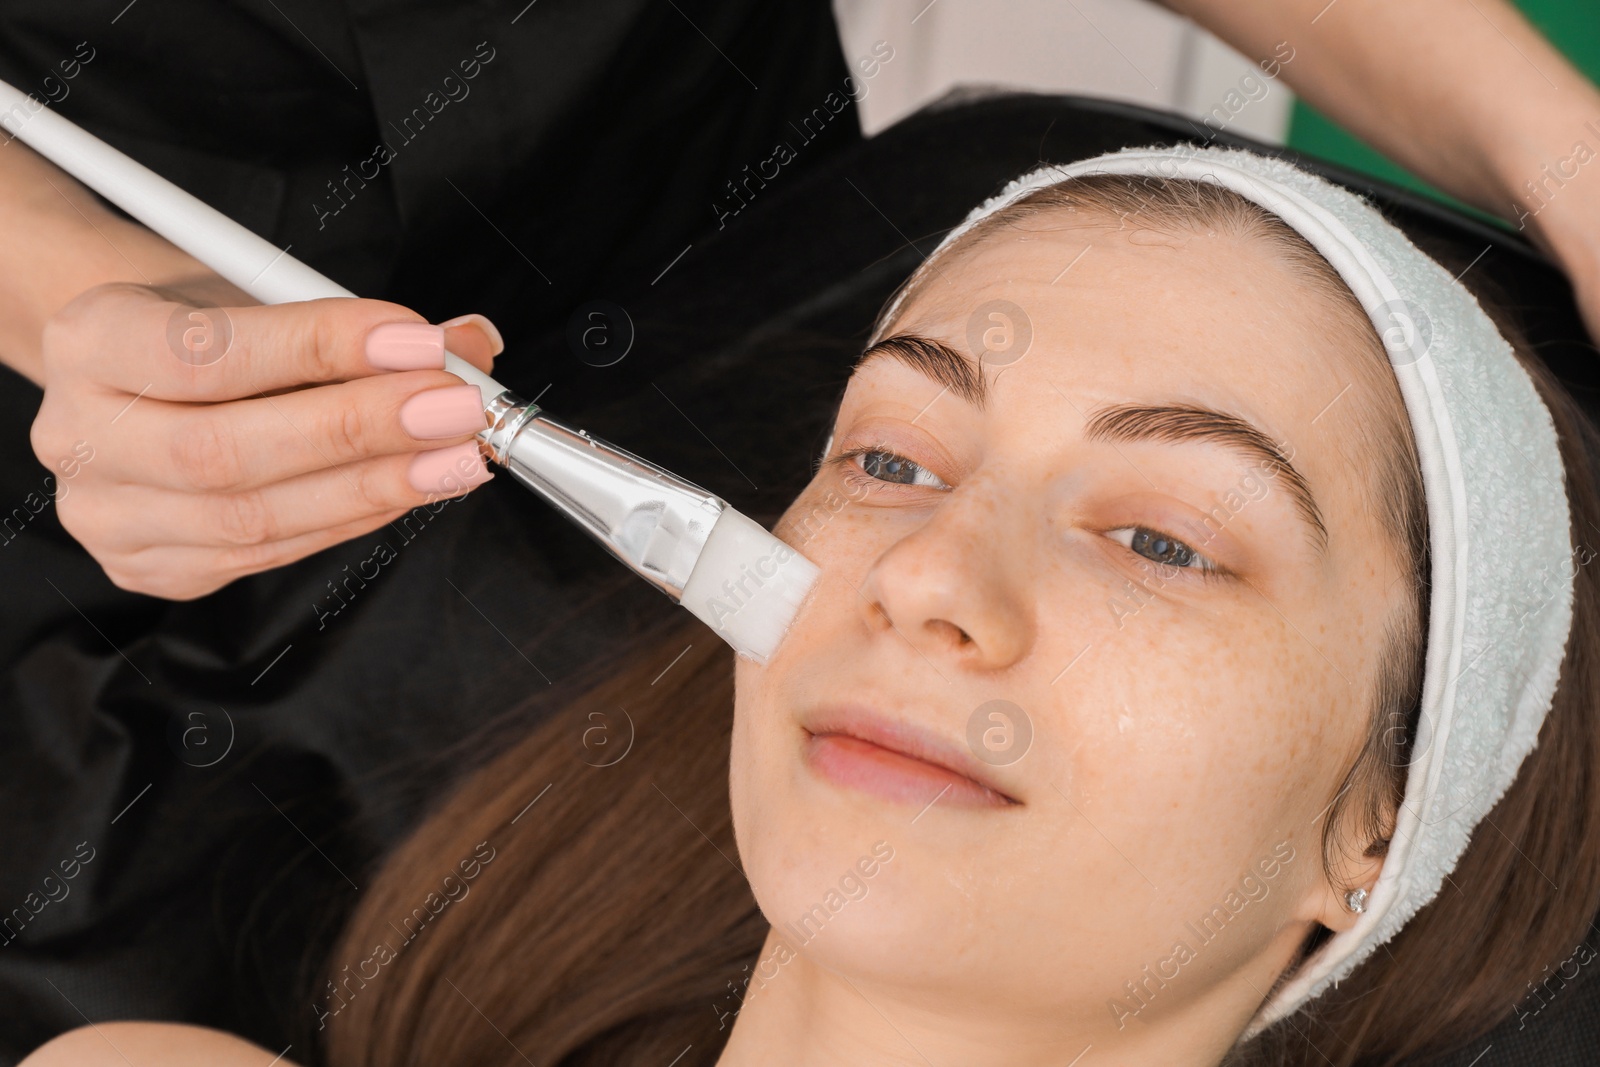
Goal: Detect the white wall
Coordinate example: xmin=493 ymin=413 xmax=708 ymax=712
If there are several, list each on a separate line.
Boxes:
xmin=832 ymin=0 xmax=1295 ymax=144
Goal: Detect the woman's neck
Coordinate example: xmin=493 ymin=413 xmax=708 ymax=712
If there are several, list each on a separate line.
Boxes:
xmin=712 ymin=928 xmax=1252 ymax=1067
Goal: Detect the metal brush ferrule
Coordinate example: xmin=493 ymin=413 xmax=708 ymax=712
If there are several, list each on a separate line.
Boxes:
xmin=481 ymin=391 xmax=728 ymax=599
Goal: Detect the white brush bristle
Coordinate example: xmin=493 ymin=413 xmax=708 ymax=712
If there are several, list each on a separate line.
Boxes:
xmin=679 ymin=508 xmax=821 ymax=664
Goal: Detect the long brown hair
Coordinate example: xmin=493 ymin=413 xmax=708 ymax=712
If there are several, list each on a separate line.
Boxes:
xmin=317 ymin=175 xmax=1600 ymax=1067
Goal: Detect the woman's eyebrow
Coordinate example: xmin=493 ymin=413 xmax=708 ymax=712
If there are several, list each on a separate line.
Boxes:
xmin=854 ymin=334 xmax=989 ymax=407
xmin=1084 ymin=403 xmax=1329 ymax=558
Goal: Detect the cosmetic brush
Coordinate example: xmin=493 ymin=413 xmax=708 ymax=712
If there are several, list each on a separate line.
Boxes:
xmin=0 ymin=79 xmax=820 ymax=664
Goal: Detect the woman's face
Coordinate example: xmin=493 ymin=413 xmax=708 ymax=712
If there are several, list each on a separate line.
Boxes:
xmin=729 ymin=211 xmax=1407 ymax=1057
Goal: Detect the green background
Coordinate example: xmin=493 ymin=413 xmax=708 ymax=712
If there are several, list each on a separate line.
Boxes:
xmin=1283 ymin=0 xmax=1600 ymax=230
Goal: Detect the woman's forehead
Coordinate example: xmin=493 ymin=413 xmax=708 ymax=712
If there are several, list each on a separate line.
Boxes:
xmin=879 ymin=222 xmax=1372 ymax=417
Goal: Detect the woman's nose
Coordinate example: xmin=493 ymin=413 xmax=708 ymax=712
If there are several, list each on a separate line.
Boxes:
xmin=858 ymin=484 xmax=1035 ymax=671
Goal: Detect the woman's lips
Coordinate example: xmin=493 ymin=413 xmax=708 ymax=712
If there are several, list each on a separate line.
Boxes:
xmin=800 ymin=705 xmax=1019 ymax=809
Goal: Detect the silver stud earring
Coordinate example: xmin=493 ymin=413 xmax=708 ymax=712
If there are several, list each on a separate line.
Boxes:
xmin=1344 ymin=887 xmax=1369 ymax=914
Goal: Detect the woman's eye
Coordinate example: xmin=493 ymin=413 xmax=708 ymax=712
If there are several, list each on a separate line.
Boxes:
xmin=842 ymin=447 xmax=950 ymax=490
xmin=1107 ymin=526 xmax=1223 ymax=580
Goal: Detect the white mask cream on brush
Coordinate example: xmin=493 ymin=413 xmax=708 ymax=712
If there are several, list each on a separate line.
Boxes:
xmin=678 ymin=508 xmax=822 ymax=662
xmin=482 ymin=397 xmax=822 ymax=665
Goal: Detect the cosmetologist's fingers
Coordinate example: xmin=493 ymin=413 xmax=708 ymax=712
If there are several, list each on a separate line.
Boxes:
xmin=60 ymin=445 xmax=493 ymax=553
xmin=85 ymin=369 xmax=486 ymax=492
xmin=45 ymin=284 xmax=502 ymax=401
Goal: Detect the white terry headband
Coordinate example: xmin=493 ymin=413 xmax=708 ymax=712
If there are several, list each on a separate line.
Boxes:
xmin=884 ymin=145 xmax=1576 ymax=1037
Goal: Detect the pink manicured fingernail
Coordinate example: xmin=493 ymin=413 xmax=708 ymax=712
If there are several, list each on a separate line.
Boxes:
xmin=399 ymin=385 xmax=487 ymax=439
xmin=408 ymin=442 xmax=492 ymax=494
xmin=440 ymin=313 xmax=505 ymax=357
xmin=366 ymin=322 xmax=445 ymax=369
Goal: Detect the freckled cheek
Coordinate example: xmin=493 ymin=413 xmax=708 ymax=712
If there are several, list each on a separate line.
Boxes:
xmin=1065 ymin=614 xmax=1339 ymax=863
xmin=728 ymin=514 xmax=887 ymax=902
xmin=776 ymin=485 xmax=911 ymax=584
xmin=742 ymin=490 xmax=898 ymax=691
xmin=740 ymin=494 xmax=920 ymax=742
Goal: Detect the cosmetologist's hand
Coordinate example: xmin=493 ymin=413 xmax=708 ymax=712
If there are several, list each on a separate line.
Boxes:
xmin=28 ymin=281 xmax=503 ymax=599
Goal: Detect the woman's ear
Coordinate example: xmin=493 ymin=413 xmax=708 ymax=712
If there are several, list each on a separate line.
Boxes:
xmin=1298 ymin=710 xmax=1407 ymax=934
xmin=1308 ymin=792 xmax=1397 ymax=934
xmin=1311 ymin=847 xmax=1386 ymax=933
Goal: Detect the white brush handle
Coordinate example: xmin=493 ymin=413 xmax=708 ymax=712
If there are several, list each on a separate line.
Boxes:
xmin=0 ymin=78 xmax=504 ymax=404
